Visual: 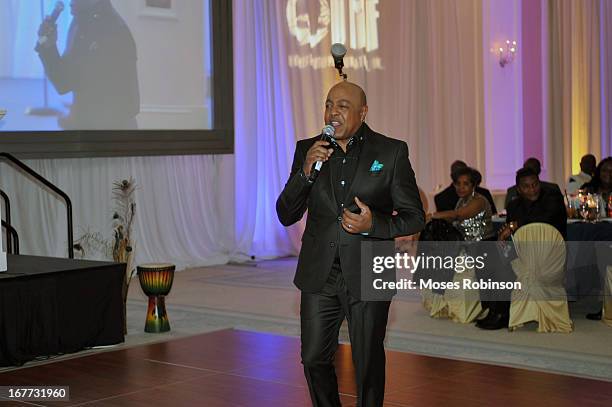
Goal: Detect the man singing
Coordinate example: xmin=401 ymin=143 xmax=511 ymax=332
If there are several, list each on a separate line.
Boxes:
xmin=276 ymin=81 xmax=424 ymax=406
xmin=36 ymin=0 xmax=140 ymax=129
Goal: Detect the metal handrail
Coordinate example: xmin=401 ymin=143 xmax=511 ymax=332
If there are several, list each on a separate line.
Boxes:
xmin=0 ymin=189 xmax=12 ymax=253
xmin=1 ymin=220 xmax=19 ymax=255
xmin=0 ymin=152 xmax=73 ymax=258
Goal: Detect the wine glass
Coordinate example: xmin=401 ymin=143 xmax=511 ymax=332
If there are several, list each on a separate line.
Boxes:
xmin=566 ymin=197 xmax=577 ymax=219
xmin=579 ymin=201 xmax=590 ymax=222
xmin=592 ymin=194 xmax=601 ymax=222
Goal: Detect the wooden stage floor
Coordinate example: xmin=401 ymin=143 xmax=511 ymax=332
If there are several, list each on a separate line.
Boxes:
xmin=0 ymin=329 xmax=610 ymax=406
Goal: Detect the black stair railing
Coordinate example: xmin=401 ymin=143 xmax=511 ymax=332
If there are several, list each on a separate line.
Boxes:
xmin=0 ymin=152 xmax=73 ymax=258
xmin=0 ymin=189 xmax=12 ymax=253
xmin=1 ymin=220 xmax=19 ymax=255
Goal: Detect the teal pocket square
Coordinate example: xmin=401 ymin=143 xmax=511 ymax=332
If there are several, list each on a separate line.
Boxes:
xmin=369 ymin=160 xmax=384 ymax=172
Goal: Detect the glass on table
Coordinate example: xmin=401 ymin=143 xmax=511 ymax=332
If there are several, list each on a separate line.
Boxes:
xmin=566 ymin=192 xmax=581 ymax=219
xmin=586 ymin=193 xmax=602 ymax=222
xmin=566 ymin=202 xmax=577 ymax=219
xmin=579 ymin=201 xmax=590 ymax=222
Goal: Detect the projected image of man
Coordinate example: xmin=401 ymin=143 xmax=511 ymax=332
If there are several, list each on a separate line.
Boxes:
xmin=36 ymin=0 xmax=140 ymax=129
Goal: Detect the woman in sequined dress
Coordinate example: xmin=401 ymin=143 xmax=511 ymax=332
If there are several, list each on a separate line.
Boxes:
xmin=428 ymin=167 xmax=494 ymax=241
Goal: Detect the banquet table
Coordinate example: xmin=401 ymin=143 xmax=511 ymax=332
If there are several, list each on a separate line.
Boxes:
xmin=493 ymin=217 xmax=612 ymax=298
xmin=492 ymin=217 xmax=612 ymax=241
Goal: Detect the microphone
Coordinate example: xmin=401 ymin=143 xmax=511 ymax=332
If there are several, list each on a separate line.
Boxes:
xmin=309 ymin=125 xmax=336 ymax=182
xmin=331 ymin=43 xmax=347 ymax=80
xmin=38 ymin=1 xmax=65 ymax=46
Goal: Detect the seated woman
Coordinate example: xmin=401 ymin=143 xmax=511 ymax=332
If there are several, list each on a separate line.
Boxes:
xmin=415 ymin=219 xmax=464 ymax=291
xmin=429 ymin=167 xmax=494 ymax=241
xmin=417 ymin=218 xmax=485 ymax=322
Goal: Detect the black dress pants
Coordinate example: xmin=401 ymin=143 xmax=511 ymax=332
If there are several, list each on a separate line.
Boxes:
xmin=300 ymin=262 xmax=391 ymax=407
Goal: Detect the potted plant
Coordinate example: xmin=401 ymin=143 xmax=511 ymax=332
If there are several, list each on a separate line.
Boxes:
xmin=74 ymin=178 xmax=137 ymax=335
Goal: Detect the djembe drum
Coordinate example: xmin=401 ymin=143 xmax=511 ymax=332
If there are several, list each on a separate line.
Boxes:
xmin=137 ymin=263 xmax=175 ymax=333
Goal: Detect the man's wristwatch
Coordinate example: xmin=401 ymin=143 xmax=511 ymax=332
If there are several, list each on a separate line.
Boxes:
xmin=299 ymin=168 xmax=314 ymax=184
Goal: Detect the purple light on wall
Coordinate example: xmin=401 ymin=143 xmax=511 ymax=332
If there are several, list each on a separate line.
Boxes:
xmin=522 ymin=0 xmax=544 ymax=166
xmin=601 ymin=0 xmax=612 ymax=156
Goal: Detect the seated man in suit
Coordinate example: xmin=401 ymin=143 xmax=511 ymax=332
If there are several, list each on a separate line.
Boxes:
xmin=482 ymin=167 xmax=568 ymax=330
xmin=501 ymin=167 xmax=567 ymax=240
xmin=434 ymin=161 xmax=497 ymax=214
xmin=504 ymin=158 xmax=562 ymax=209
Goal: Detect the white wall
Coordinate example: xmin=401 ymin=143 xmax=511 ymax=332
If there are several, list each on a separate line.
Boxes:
xmin=482 ymin=0 xmax=524 ymax=190
xmin=0 ymin=154 xmax=236 ymax=270
xmin=111 ymin=0 xmax=212 ymax=129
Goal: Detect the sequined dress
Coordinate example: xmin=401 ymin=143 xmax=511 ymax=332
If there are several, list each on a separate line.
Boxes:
xmin=454 ymin=193 xmax=494 ymax=241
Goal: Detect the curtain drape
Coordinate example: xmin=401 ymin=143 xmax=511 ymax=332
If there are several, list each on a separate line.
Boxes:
xmin=234 ymin=0 xmax=485 ymax=257
xmin=0 ymin=155 xmax=235 ymax=270
xmin=3 ymin=0 xmax=488 ymax=264
xmin=233 ymin=0 xmax=302 ymax=258
xmin=547 ymin=0 xmax=609 ymax=183
xmin=601 ymin=0 xmax=612 ymax=157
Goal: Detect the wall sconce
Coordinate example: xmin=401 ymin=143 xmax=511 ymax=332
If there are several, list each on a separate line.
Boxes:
xmin=498 ymin=40 xmax=517 ymax=68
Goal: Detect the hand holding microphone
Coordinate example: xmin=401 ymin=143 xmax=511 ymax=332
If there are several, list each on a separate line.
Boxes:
xmin=300 ymin=44 xmax=348 ymax=179
xmin=37 ymin=2 xmax=65 ymax=48
xmin=302 ymin=125 xmax=335 ymax=180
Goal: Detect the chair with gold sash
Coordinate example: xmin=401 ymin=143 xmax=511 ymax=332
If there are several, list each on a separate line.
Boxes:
xmin=509 ymin=223 xmax=573 ymax=333
xmin=424 ymin=262 xmax=484 ymax=323
xmin=443 ymin=252 xmax=484 ymax=323
xmin=416 ymin=219 xmax=484 ymax=323
xmin=604 ymin=266 xmax=612 ymax=327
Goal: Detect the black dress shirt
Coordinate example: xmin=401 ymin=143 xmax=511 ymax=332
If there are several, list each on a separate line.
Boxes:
xmin=506 ymin=189 xmax=567 ymax=239
xmin=328 ymin=125 xmax=365 ymax=213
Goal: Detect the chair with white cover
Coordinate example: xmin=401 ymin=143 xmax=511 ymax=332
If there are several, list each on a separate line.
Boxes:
xmin=423 ymin=248 xmax=484 ymax=323
xmin=415 ymin=219 xmax=482 ymax=322
xmin=509 ymin=223 xmax=573 ymax=333
xmin=443 ymin=252 xmax=484 ymax=323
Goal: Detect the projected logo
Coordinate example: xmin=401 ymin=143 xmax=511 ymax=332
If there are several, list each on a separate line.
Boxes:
xmin=286 ymin=0 xmax=383 ymax=71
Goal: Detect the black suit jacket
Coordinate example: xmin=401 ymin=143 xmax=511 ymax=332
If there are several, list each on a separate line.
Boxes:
xmin=504 ymin=181 xmax=562 ymax=209
xmin=276 ymin=125 xmax=425 ymax=297
xmin=36 ymin=0 xmax=140 ymax=129
xmin=506 ymin=188 xmax=567 ymax=239
xmin=434 ymin=184 xmax=498 ymax=214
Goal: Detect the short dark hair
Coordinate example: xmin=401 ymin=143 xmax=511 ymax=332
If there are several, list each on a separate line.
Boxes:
xmin=582 ymin=154 xmax=596 ymax=165
xmin=580 ymin=154 xmax=597 ymax=175
xmin=452 ymin=167 xmax=478 ymax=185
xmin=450 ymin=160 xmax=467 ymax=178
xmin=523 ymin=158 xmax=541 ymax=175
xmin=516 ymin=167 xmax=539 ymax=185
